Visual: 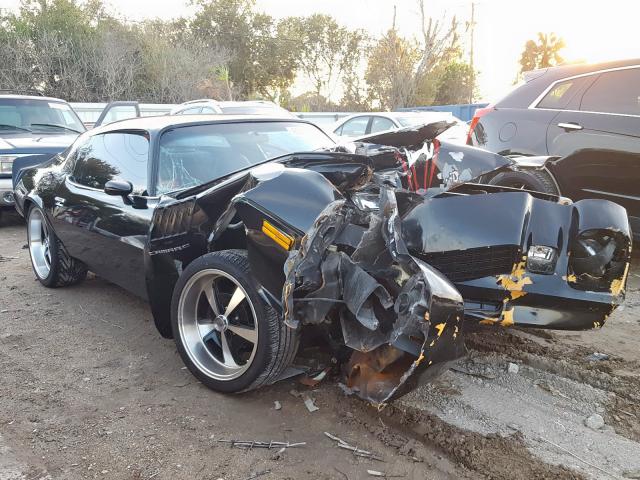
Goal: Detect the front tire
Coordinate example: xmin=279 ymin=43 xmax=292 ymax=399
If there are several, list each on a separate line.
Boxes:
xmin=27 ymin=205 xmax=87 ymax=287
xmin=171 ymin=250 xmax=298 ymax=393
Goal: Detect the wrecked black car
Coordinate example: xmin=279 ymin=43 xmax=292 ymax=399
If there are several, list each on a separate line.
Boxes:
xmin=13 ymin=115 xmax=632 ymax=405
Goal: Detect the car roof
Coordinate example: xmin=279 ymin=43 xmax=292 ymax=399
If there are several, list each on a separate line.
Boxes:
xmin=498 ymin=58 xmax=640 ymax=108
xmin=334 ymin=111 xmax=458 ymax=129
xmin=0 ymin=94 xmax=71 ymax=103
xmin=89 ymin=114 xmax=315 ymax=135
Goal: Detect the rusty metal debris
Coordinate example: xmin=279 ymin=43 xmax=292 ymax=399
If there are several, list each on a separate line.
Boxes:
xmin=324 ymin=432 xmax=384 ymax=461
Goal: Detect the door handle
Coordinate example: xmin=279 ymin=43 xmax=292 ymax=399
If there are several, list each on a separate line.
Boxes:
xmin=557 ymin=122 xmax=583 ymax=131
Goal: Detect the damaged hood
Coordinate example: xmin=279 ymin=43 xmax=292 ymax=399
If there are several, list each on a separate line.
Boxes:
xmin=329 ymin=120 xmax=513 ymax=192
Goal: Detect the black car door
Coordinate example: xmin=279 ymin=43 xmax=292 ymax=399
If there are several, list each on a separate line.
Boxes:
xmin=546 ymin=67 xmax=640 ymax=230
xmin=52 ymin=131 xmax=156 ymax=298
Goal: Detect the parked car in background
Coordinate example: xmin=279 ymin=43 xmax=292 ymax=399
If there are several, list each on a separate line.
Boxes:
xmin=467 ymin=58 xmax=640 ymax=236
xmin=171 ymin=99 xmax=296 ymax=117
xmin=0 ymin=93 xmax=85 ymax=222
xmin=332 ymin=111 xmax=468 ymax=144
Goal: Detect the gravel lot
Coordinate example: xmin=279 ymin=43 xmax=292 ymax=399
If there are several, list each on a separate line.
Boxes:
xmin=1 ymin=212 xmax=639 ymax=480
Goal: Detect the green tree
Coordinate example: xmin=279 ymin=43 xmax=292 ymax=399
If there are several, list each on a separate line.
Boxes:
xmin=365 ymin=29 xmax=420 ymax=110
xmin=280 ymin=14 xmax=366 ymax=110
xmin=433 ymin=61 xmax=476 ymax=105
xmin=519 ymin=32 xmax=565 ymax=73
xmin=191 ymin=0 xmax=298 ymax=99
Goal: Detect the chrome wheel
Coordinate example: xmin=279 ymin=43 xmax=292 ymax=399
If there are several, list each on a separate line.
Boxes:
xmin=28 ymin=208 xmax=52 ymax=280
xmin=177 ymin=269 xmax=259 ymax=381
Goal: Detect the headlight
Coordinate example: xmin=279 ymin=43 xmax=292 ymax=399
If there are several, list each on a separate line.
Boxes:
xmin=526 ymin=245 xmax=557 ymax=274
xmin=0 ymin=155 xmax=17 ymax=174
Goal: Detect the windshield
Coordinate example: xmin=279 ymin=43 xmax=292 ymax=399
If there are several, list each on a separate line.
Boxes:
xmin=0 ymin=98 xmax=85 ymax=133
xmin=157 ymin=121 xmax=333 ymax=193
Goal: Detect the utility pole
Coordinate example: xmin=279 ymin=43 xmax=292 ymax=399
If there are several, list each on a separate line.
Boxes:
xmin=392 ymin=4 xmax=397 ymax=31
xmin=469 ymin=1 xmax=476 ymax=103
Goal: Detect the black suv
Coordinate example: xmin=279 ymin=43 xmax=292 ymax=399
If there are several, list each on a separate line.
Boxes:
xmin=0 ymin=93 xmax=85 ymax=221
xmin=468 ymin=59 xmax=640 ymax=236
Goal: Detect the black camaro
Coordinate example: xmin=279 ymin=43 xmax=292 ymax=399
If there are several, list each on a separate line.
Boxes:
xmin=13 ymin=115 xmax=631 ymax=405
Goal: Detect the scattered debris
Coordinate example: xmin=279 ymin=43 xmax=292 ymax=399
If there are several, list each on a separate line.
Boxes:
xmin=270 ymin=447 xmax=286 ymax=461
xmin=584 ymin=413 xmax=605 ymax=430
xmin=324 ymin=432 xmax=383 ymax=461
xmin=299 ymin=367 xmax=331 ymax=387
xmin=303 ymin=394 xmax=319 ymax=413
xmin=507 ymin=362 xmax=519 ymax=374
xmin=215 ymin=439 xmax=305 ymax=450
xmin=245 ymin=470 xmax=270 ymax=480
xmin=273 ymin=401 xmax=282 ymax=411
xmin=367 ymin=470 xmax=404 ymax=478
xmin=586 ymin=352 xmax=610 ymax=362
xmin=289 ymin=389 xmax=302 ymax=398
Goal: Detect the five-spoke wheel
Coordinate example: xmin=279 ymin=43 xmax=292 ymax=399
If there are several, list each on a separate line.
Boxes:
xmin=171 ymin=250 xmax=299 ymax=393
xmin=177 ymin=269 xmax=259 ymax=381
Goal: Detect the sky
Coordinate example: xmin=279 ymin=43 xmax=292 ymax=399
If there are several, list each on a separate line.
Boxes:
xmin=2 ymin=0 xmax=639 ymax=103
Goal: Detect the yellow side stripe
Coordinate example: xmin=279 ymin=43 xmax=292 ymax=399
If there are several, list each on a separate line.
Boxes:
xmin=262 ymin=220 xmax=293 ymax=250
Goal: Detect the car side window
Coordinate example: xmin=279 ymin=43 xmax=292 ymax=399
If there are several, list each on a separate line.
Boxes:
xmin=201 ymin=107 xmax=218 ymax=114
xmin=72 ymin=132 xmax=150 ymax=194
xmin=340 ymin=116 xmax=370 ymax=137
xmin=537 ymin=77 xmax=587 ymax=110
xmin=580 ymin=68 xmax=640 ymax=116
xmin=370 ymin=116 xmax=396 ymax=133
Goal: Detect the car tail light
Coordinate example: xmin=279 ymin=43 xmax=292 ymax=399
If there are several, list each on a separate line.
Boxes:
xmin=466 ymin=105 xmax=494 ymax=145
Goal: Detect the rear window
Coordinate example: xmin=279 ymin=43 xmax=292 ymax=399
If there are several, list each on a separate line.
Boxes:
xmin=580 ymin=68 xmax=640 ymax=116
xmin=157 ymin=121 xmax=333 ymax=193
xmin=536 ymin=77 xmax=587 ymax=110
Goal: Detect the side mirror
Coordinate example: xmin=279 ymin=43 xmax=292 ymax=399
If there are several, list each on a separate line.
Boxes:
xmin=104 ymin=180 xmax=133 ymax=197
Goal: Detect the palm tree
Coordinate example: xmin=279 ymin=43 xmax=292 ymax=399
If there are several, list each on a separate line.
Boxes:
xmin=519 ymin=32 xmax=565 ymax=73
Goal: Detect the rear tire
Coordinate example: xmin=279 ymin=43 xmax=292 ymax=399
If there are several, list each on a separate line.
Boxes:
xmin=27 ymin=205 xmax=87 ymax=287
xmin=489 ymin=169 xmax=558 ymax=195
xmin=171 ymin=250 xmax=299 ymax=393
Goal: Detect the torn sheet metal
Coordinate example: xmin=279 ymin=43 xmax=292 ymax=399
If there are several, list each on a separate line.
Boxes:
xmin=282 ymin=183 xmax=465 ymax=406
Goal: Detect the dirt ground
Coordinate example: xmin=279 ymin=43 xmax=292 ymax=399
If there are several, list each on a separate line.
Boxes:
xmin=1 ymin=211 xmax=639 ymax=480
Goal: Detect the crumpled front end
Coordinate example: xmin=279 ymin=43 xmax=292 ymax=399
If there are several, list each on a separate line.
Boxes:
xmin=281 ymin=187 xmax=465 ymax=406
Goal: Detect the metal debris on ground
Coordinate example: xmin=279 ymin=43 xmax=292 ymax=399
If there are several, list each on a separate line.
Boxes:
xmin=367 ymin=470 xmax=404 ymax=478
xmin=586 ymin=352 xmax=610 ymax=362
xmin=324 ymin=432 xmax=384 ymax=461
xmin=303 ymin=394 xmax=319 ymax=413
xmin=299 ymin=367 xmax=331 ymax=387
xmin=274 ymin=401 xmax=282 ymax=410
xmin=215 ymin=439 xmax=306 ymax=450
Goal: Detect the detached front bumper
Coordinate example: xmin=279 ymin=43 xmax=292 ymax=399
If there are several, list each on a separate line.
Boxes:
xmin=0 ymin=177 xmax=15 ymax=209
